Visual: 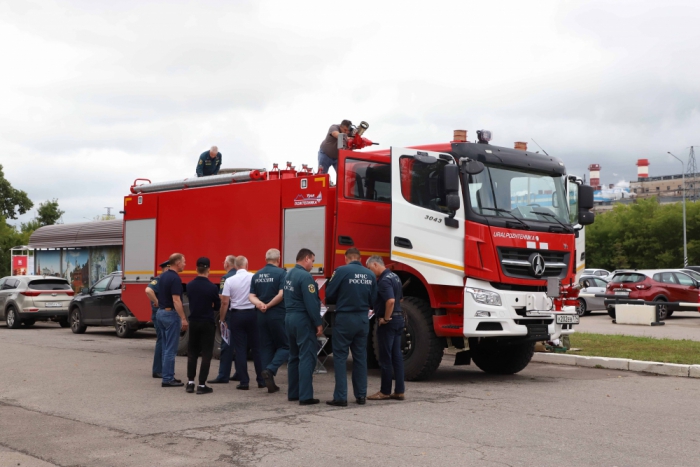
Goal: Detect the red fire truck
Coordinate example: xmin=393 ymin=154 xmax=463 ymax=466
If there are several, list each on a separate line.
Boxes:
xmin=120 ymin=129 xmax=594 ymax=380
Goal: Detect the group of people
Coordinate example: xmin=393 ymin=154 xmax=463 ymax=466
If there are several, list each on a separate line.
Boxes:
xmin=195 ymin=119 xmax=352 ymax=179
xmin=146 ymin=247 xmax=405 ymax=405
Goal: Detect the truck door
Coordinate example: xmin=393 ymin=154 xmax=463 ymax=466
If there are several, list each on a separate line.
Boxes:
xmin=390 ymin=147 xmax=465 ymax=286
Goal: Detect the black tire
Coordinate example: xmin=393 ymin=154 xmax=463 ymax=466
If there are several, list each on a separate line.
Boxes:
xmin=70 ymin=307 xmax=87 ymax=334
xmin=58 ymin=317 xmax=70 ymax=328
xmin=115 ymin=309 xmax=136 ymax=338
xmin=666 ymin=310 xmax=674 ymax=318
xmin=607 ymin=306 xmax=616 ymax=319
xmin=654 ymin=297 xmax=669 ymax=320
xmin=23 ymin=319 xmax=36 ymax=327
xmin=401 ymin=297 xmax=443 ymax=381
xmin=176 ymin=294 xmax=191 ymax=356
xmin=366 ymin=318 xmax=380 ymax=369
xmin=576 ymin=299 xmax=587 ymax=317
xmin=6 ymin=307 xmax=21 ymax=329
xmin=469 ymin=339 xmax=535 ymax=375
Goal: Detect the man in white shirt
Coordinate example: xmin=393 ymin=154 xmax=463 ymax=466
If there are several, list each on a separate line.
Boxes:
xmin=219 ymin=256 xmax=265 ymax=390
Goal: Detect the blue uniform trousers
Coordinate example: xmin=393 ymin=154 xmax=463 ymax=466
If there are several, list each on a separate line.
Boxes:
xmin=286 ymin=312 xmax=317 ymax=401
xmin=258 ymin=311 xmax=289 ymax=376
xmin=231 ymin=309 xmax=264 ymax=386
xmin=331 ymin=312 xmax=369 ymax=401
xmin=156 ymin=309 xmax=181 ymax=383
xmin=377 ymin=315 xmax=406 ymax=395
xmin=151 ymin=310 xmax=163 ymax=375
xmin=215 ymin=310 xmax=237 ymax=381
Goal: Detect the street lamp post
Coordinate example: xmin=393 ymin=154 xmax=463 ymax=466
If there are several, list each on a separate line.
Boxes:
xmin=668 ymin=152 xmax=688 ymax=267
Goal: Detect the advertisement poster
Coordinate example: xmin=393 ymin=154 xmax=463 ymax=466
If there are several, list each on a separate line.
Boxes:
xmin=63 ymin=249 xmax=89 ymax=292
xmin=89 ymin=247 xmax=122 ymax=286
xmin=35 ymin=250 xmax=62 ymax=277
xmin=11 ymin=256 xmax=28 ymax=275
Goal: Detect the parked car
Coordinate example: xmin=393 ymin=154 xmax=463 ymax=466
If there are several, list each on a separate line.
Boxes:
xmin=684 ymin=266 xmax=700 ymax=274
xmin=576 ymin=275 xmax=609 ymax=316
xmin=0 ymin=276 xmax=73 ymax=329
xmin=680 ymin=269 xmax=700 ymax=282
xmin=605 ymin=269 xmax=700 ymax=320
xmin=582 ymin=268 xmax=611 ymax=278
xmin=68 ymin=271 xmax=140 ymax=338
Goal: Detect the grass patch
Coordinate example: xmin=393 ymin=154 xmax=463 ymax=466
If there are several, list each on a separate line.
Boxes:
xmin=569 ymin=332 xmax=700 ymax=365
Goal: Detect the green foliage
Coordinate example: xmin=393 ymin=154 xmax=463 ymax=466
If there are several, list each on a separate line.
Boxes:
xmin=587 ymin=197 xmax=700 ymax=269
xmin=0 ymin=217 xmax=31 ymax=277
xmin=0 ymin=164 xmax=33 ymax=219
xmin=36 ymin=199 xmax=64 ymax=226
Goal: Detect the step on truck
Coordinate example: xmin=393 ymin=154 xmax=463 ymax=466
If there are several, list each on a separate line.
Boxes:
xmin=120 ymin=128 xmax=595 ymax=379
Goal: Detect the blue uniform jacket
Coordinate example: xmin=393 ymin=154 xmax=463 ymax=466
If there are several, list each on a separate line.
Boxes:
xmin=196 ymin=151 xmax=222 ymax=177
xmin=219 ymin=269 xmax=236 ymax=294
xmin=325 ymin=260 xmax=377 ymax=313
xmin=250 ymin=264 xmax=286 ymax=317
xmin=374 ymin=269 xmax=403 ymax=317
xmin=283 ymin=264 xmax=322 ymax=327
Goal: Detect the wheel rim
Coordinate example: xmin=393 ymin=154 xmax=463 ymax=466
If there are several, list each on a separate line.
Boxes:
xmin=7 ymin=309 xmax=15 ymax=327
xmin=116 ymin=311 xmax=127 ymax=335
xmin=577 ymin=299 xmax=586 ymax=316
xmin=71 ymin=310 xmax=81 ymax=331
xmin=402 ymin=321 xmax=415 ymax=359
xmin=656 ymin=302 xmax=668 ymax=319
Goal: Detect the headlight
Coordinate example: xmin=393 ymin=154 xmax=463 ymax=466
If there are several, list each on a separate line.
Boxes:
xmin=465 ymin=287 xmax=502 ymax=306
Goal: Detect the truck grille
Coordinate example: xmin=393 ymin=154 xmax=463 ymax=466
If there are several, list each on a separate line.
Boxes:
xmin=498 ymin=247 xmax=570 ymax=280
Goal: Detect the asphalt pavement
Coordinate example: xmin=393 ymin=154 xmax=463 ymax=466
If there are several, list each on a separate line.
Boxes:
xmin=0 ymin=321 xmax=699 ymax=467
xmin=576 ymin=310 xmax=700 ymax=341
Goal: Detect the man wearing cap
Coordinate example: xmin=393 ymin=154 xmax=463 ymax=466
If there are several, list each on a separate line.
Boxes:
xmin=156 ymin=253 xmax=189 ymax=387
xmin=324 ymin=248 xmax=377 ymax=406
xmin=145 ymin=260 xmax=170 ymax=379
xmin=249 ymin=248 xmax=288 ymax=393
xmin=220 ymin=256 xmax=264 ymax=390
xmin=317 ymin=120 xmax=351 ymax=176
xmin=196 ymin=146 xmax=222 ymax=177
xmin=184 ymin=257 xmax=220 ymax=394
xmin=284 ymin=248 xmax=323 ymax=406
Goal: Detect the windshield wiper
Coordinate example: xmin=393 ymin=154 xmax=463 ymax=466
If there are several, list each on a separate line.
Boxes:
xmin=480 ymin=207 xmax=531 ymax=230
xmin=532 ymin=210 xmax=573 ymax=233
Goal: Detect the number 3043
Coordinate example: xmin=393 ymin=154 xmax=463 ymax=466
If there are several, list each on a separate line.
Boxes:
xmin=424 ymin=215 xmax=442 ymax=223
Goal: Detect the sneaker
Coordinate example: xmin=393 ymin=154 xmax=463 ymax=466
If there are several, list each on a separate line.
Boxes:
xmin=367 ymin=391 xmax=391 ymax=401
xmin=390 ymin=393 xmax=405 ymax=401
xmin=197 ymin=385 xmax=213 ymax=395
xmin=299 ymin=398 xmax=320 ymax=406
xmin=185 ymin=382 xmax=195 ymax=393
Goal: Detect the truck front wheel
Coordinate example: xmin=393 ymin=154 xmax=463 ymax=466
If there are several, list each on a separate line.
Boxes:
xmin=469 ymin=339 xmax=535 ymax=375
xmin=399 ymin=297 xmax=444 ymax=381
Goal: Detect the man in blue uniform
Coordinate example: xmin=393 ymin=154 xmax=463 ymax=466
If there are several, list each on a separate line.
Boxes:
xmin=284 ymin=248 xmax=323 ymax=405
xmin=249 ymin=248 xmax=289 ymax=393
xmin=156 ymin=253 xmax=189 ymax=387
xmin=366 ymin=255 xmax=405 ymax=401
xmin=324 ymin=248 xmax=377 ymax=406
xmin=144 ymin=260 xmax=170 ymax=379
xmin=209 ymin=255 xmax=241 ymax=384
xmin=184 ymin=257 xmax=220 ymax=394
xmin=195 ymin=146 xmax=222 ymax=177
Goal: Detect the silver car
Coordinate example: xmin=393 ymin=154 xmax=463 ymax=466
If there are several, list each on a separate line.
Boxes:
xmin=576 ymin=275 xmax=609 ymax=316
xmin=0 ymin=276 xmax=74 ymax=329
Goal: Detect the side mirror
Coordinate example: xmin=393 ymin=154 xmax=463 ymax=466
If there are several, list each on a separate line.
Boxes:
xmin=578 ymin=210 xmax=595 ymax=226
xmin=463 ymin=159 xmax=485 ymax=175
xmin=81 ymin=287 xmax=89 ymax=295
xmin=578 ymin=185 xmax=594 ymax=210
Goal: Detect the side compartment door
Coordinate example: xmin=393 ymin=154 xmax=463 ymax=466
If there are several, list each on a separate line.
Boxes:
xmin=123 ymin=219 xmax=156 ymax=282
xmin=390 ymin=147 xmax=465 ymax=286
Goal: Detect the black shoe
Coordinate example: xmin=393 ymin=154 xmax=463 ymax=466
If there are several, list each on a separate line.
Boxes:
xmin=162 ymin=380 xmax=184 ymax=387
xmin=299 ymin=398 xmax=320 ymax=406
xmin=207 ymin=378 xmax=229 ymax=384
xmin=262 ymin=370 xmax=278 ymax=393
xmin=258 ymin=383 xmax=266 ymax=389
xmin=230 ymin=373 xmax=240 ymax=381
xmin=326 ymin=400 xmax=347 ymax=407
xmin=152 ymin=373 xmax=162 ymax=379
xmin=173 ymin=379 xmax=182 ymax=384
xmin=185 ymin=383 xmax=195 ymax=393
xmin=356 ymin=397 xmax=366 ymax=405
xmin=236 ymin=384 xmax=249 ymax=390
xmin=197 ymin=385 xmax=213 ymax=395
xmin=288 ymin=397 xmax=299 ymax=402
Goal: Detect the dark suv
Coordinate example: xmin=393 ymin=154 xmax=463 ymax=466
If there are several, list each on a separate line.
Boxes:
xmin=605 ymin=269 xmax=700 ymax=320
xmin=68 ymin=272 xmax=140 ymax=337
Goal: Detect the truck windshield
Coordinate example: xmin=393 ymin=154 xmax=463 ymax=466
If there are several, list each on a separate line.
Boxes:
xmin=468 ymin=165 xmax=570 ymax=225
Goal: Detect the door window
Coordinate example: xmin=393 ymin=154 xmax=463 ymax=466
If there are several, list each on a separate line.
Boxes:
xmin=344 ymin=159 xmax=391 ymax=202
xmin=400 ymin=156 xmax=450 ymax=213
xmin=108 ymin=276 xmax=122 ymax=290
xmin=3 ymin=279 xmax=18 ymax=290
xmin=92 ymin=276 xmax=112 ymax=293
xmin=674 ymin=272 xmax=696 ymax=287
xmin=653 ymin=272 xmax=678 ymax=284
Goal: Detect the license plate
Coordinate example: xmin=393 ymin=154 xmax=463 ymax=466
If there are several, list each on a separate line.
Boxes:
xmin=556 ymin=314 xmax=580 ymax=324
xmin=45 ymin=302 xmax=62 ymax=308
xmin=614 ymin=290 xmax=629 ymax=296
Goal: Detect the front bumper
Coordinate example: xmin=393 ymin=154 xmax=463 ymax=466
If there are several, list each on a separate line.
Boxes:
xmin=463 ymin=279 xmax=576 ymax=341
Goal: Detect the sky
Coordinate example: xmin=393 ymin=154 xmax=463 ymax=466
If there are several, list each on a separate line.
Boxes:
xmin=2 ymin=0 xmax=700 ymax=225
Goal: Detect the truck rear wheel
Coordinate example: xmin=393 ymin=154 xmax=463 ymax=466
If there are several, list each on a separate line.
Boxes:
xmin=400 ymin=297 xmax=443 ymax=381
xmin=469 ymin=339 xmax=535 ymax=375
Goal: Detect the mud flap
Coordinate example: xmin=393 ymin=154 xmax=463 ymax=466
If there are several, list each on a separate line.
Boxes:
xmin=454 ymin=350 xmax=472 ymax=366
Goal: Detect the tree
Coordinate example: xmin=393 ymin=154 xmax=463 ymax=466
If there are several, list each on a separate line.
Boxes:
xmin=0 ymin=164 xmax=33 ymax=219
xmin=36 ymin=199 xmax=64 ymax=226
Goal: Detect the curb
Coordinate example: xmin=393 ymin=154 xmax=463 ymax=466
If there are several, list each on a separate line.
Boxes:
xmin=532 ymin=353 xmax=700 ymax=378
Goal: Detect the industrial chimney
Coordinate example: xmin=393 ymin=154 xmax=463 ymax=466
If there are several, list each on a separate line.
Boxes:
xmin=588 ymin=164 xmax=601 ymax=190
xmin=636 ymin=159 xmax=650 ymax=180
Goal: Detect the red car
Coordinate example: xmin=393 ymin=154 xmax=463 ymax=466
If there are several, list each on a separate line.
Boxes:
xmin=605 ymin=269 xmax=700 ymax=320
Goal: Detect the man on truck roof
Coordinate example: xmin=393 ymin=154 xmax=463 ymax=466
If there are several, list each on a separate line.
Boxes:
xmin=196 ymin=146 xmax=222 ymax=177
xmin=318 ymin=120 xmax=351 ymax=176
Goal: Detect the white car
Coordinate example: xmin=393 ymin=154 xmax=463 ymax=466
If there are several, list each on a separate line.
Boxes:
xmin=582 ymin=268 xmax=611 ymax=279
xmin=576 ymin=275 xmax=609 ymax=316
